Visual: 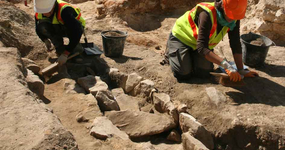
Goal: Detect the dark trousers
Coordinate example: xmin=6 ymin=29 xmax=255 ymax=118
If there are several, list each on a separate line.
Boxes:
xmin=166 ymin=33 xmax=213 ymax=80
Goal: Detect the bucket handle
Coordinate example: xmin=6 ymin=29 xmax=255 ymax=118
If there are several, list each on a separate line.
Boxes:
xmin=101 ymin=30 xmax=128 ymax=38
xmin=271 ymin=41 xmax=276 ymax=46
xmin=83 ymin=30 xmax=88 ymax=47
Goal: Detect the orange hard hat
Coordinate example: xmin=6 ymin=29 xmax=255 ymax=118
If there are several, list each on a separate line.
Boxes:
xmin=222 ymin=0 xmax=247 ymax=20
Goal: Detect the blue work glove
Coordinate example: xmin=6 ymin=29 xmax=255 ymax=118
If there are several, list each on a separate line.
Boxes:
xmin=220 ymin=59 xmax=242 ymax=82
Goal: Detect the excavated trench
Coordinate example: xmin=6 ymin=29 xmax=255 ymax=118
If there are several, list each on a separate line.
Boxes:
xmin=40 ymin=52 xmax=283 ymax=150
xmin=43 ymin=54 xmax=184 ymax=149
xmin=2 ymin=1 xmax=284 ymax=149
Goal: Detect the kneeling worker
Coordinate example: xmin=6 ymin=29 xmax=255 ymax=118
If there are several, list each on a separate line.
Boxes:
xmin=34 ymin=0 xmax=85 ymax=66
xmin=166 ymin=0 xmax=258 ymax=81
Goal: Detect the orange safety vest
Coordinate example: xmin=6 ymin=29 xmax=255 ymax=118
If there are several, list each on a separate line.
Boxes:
xmin=35 ymin=0 xmax=85 ymax=27
xmin=172 ymin=2 xmax=233 ymax=50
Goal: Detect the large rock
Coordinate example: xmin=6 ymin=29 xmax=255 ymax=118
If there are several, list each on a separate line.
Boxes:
xmin=26 ymin=69 xmax=44 ymax=97
xmin=78 ymin=94 xmax=102 ymax=121
xmin=153 ymin=92 xmax=179 ymax=123
xmin=0 ymin=3 xmax=34 ymax=56
xmin=77 ymin=75 xmax=108 ymax=95
xmin=0 ymin=47 xmax=77 ymax=149
xmin=131 ymin=79 xmax=155 ymax=97
xmin=179 ymin=113 xmax=214 ymax=149
xmin=124 ymin=72 xmax=143 ymax=93
xmin=77 ymin=75 xmax=96 ymax=93
xmin=205 ymin=87 xmax=226 ymax=106
xmin=109 ymin=68 xmax=128 ymax=89
xmin=182 ymin=132 xmax=209 ymax=150
xmin=90 ymin=117 xmax=129 ymax=140
xmin=95 ymin=90 xmax=120 ymax=111
xmin=105 ymin=110 xmax=176 ymax=138
xmin=90 ymin=76 xmax=109 ymax=95
xmin=22 ymin=58 xmax=40 ymax=74
xmin=115 ymin=93 xmax=140 ymax=111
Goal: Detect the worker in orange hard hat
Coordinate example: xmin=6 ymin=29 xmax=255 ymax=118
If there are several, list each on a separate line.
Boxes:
xmin=34 ymin=0 xmax=85 ymax=66
xmin=164 ymin=0 xmax=259 ymax=81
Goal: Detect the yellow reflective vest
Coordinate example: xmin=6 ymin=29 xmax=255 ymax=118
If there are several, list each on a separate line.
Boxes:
xmin=172 ymin=2 xmax=232 ymax=50
xmin=35 ymin=0 xmax=85 ymax=27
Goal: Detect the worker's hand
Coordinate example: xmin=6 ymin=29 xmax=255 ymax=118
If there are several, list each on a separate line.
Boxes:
xmin=44 ymin=39 xmax=52 ymax=52
xmin=225 ymin=69 xmax=242 ymax=82
xmin=221 ymin=59 xmax=242 ymax=82
xmin=57 ymin=53 xmax=68 ymax=66
xmin=238 ymin=69 xmax=259 ymax=78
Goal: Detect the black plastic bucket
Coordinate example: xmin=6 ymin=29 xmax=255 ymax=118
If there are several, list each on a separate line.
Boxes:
xmin=101 ymin=30 xmax=128 ymax=57
xmin=241 ymin=32 xmax=274 ymax=67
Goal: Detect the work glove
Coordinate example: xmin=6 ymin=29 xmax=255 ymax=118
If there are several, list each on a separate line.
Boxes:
xmin=238 ymin=69 xmax=259 ymax=78
xmin=220 ymin=59 xmax=242 ymax=82
xmin=44 ymin=39 xmax=52 ymax=52
xmin=57 ymin=51 xmax=69 ymax=66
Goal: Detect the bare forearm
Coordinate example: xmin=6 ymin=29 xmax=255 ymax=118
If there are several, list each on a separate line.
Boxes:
xmin=233 ymin=53 xmax=243 ymax=70
xmin=204 ymin=51 xmax=223 ymax=65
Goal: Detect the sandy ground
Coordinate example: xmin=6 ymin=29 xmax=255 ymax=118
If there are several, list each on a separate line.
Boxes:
xmin=15 ymin=1 xmax=285 ymax=149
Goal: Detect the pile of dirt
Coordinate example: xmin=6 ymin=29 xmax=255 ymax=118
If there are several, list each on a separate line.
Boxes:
xmin=250 ymin=38 xmax=266 ymax=46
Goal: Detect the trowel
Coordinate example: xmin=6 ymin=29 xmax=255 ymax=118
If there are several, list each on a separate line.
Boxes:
xmin=81 ymin=31 xmax=103 ymax=56
xmin=40 ymin=52 xmax=80 ymax=82
xmin=210 ymin=72 xmax=245 ymax=87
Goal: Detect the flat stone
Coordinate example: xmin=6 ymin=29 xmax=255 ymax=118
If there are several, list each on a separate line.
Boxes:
xmin=105 ymin=110 xmax=176 ymax=138
xmin=206 ymin=87 xmax=226 ymax=106
xmin=90 ymin=117 xmax=129 ymax=140
xmin=116 ymin=94 xmax=140 ymax=111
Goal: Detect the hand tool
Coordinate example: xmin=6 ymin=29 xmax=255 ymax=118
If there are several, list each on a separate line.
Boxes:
xmin=40 ymin=52 xmax=80 ymax=82
xmin=210 ymin=72 xmax=245 ymax=87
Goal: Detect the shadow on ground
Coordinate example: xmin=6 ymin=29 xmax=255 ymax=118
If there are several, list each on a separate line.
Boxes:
xmin=109 ymin=55 xmax=143 ymax=63
xmin=226 ymin=76 xmax=285 ymax=106
xmin=254 ymin=63 xmax=285 ymax=77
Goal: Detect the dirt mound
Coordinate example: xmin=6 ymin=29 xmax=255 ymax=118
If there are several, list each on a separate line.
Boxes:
xmin=0 ymin=1 xmax=48 ymax=60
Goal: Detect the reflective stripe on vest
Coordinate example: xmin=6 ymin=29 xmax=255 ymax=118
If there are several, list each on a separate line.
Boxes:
xmin=35 ymin=0 xmax=85 ymax=27
xmin=172 ymin=2 xmax=232 ymax=50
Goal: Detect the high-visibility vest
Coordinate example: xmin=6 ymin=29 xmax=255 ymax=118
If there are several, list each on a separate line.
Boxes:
xmin=35 ymin=0 xmax=85 ymax=27
xmin=172 ymin=2 xmax=234 ymax=50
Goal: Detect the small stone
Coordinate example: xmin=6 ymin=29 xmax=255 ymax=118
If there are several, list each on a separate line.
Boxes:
xmin=76 ymin=113 xmax=89 ymax=122
xmin=167 ymin=130 xmax=181 ymax=142
xmin=155 ymin=45 xmax=161 ymax=50
xmin=177 ymin=104 xmax=187 ymax=113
